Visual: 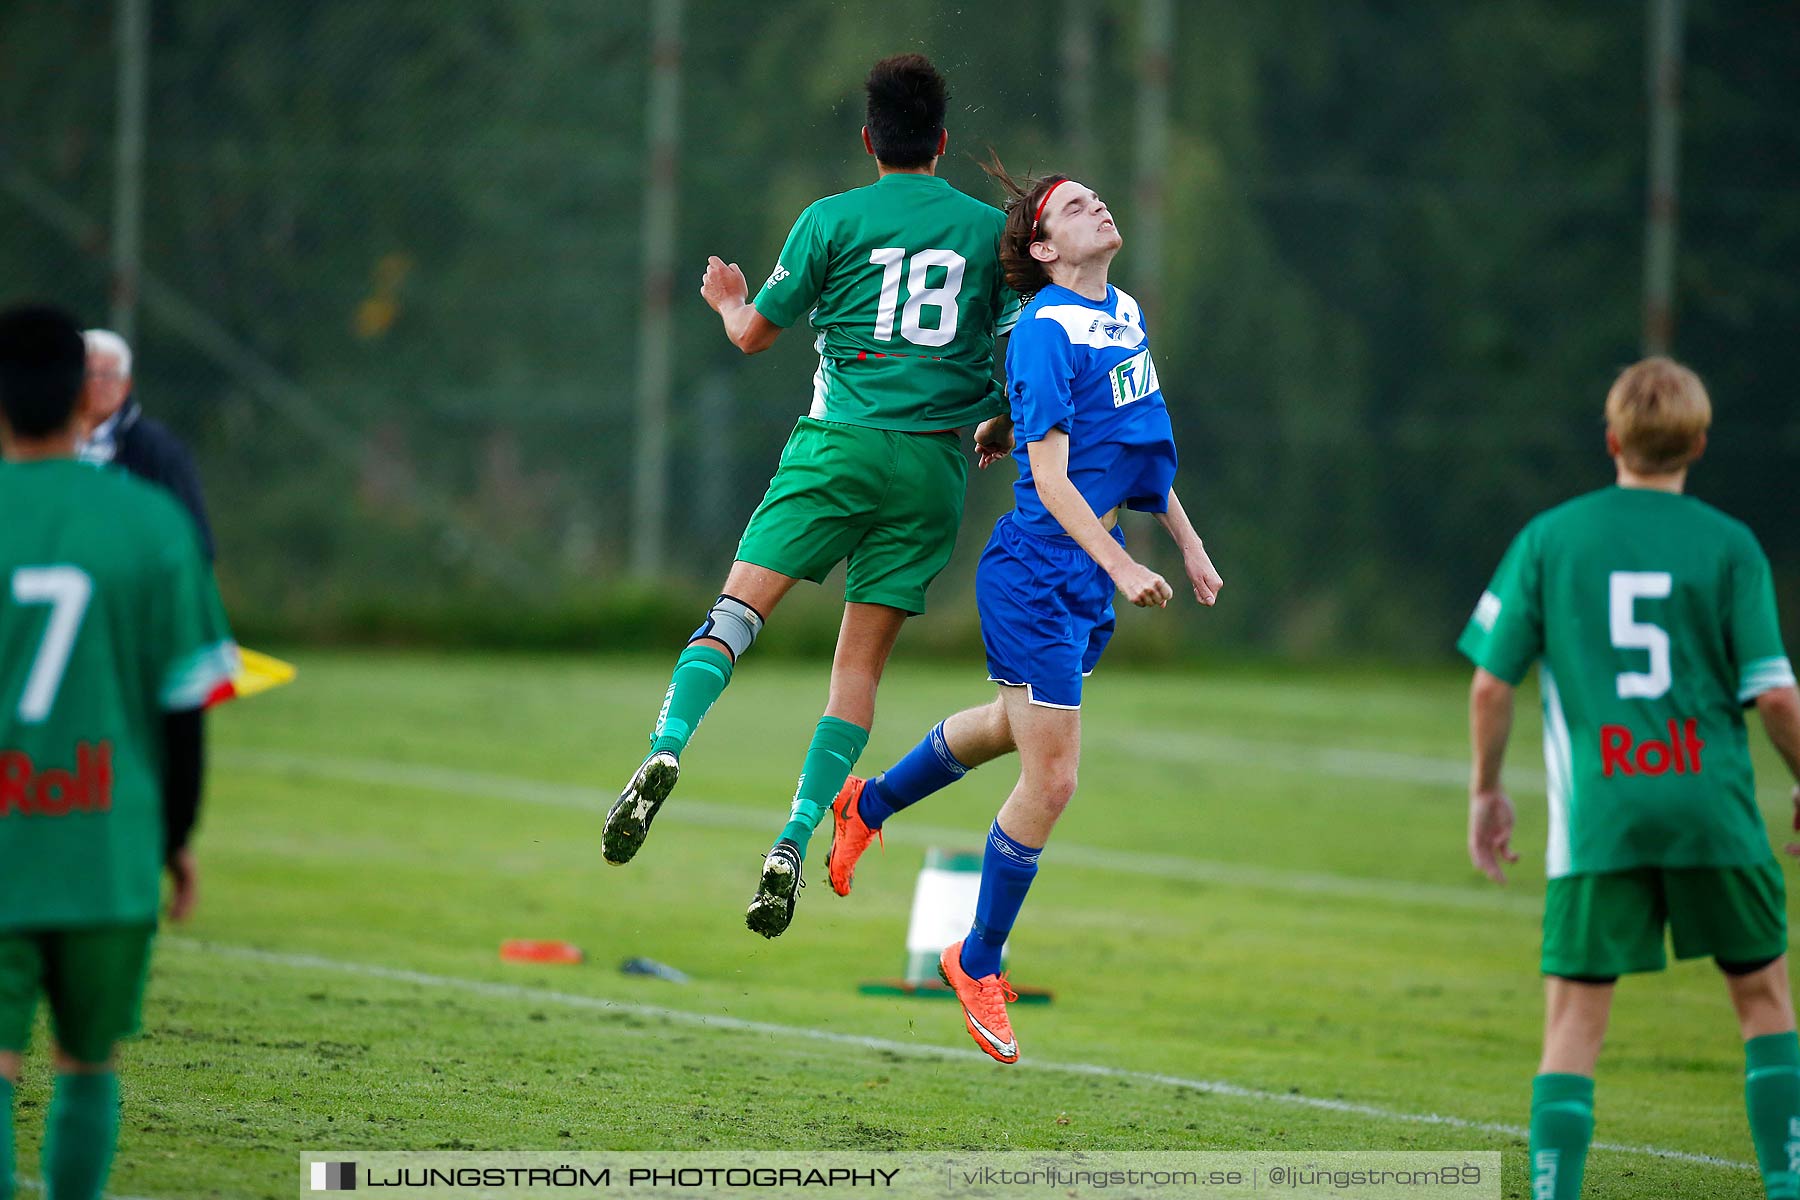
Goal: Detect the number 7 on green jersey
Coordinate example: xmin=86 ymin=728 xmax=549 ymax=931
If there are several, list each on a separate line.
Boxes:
xmin=10 ymin=566 xmax=92 ymax=725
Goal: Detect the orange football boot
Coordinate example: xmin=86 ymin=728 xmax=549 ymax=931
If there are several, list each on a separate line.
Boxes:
xmin=826 ymin=775 xmax=883 ymax=897
xmin=938 ymin=939 xmax=1019 ymax=1064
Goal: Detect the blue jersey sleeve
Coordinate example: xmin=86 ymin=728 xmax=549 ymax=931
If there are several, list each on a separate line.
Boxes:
xmin=1005 ymin=314 xmax=1077 ymax=445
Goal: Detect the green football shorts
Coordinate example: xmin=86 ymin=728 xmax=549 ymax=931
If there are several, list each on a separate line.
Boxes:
xmin=735 ymin=417 xmax=967 ymax=615
xmin=0 ymin=924 xmax=156 ymax=1063
xmin=1541 ymin=861 xmax=1787 ymax=978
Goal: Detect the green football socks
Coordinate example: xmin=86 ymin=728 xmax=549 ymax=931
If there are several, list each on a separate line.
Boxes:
xmin=1529 ymin=1073 xmax=1594 ymax=1200
xmin=43 ymin=1072 xmax=118 ymax=1200
xmin=0 ymin=1075 xmax=14 ymax=1200
xmin=1745 ymin=1032 xmax=1800 ymax=1200
xmin=778 ymin=716 xmax=869 ymax=858
xmin=649 ymin=644 xmax=734 ymax=759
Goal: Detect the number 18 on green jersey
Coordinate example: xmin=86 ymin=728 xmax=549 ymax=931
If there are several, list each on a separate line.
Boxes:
xmin=752 ymin=172 xmax=1020 ymax=432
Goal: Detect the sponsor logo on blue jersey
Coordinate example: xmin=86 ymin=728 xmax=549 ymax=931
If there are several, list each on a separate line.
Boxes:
xmin=1107 ymin=349 xmax=1160 ymax=408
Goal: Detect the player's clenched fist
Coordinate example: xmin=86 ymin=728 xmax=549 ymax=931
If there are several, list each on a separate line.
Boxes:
xmin=1111 ymin=560 xmax=1173 ymax=608
xmin=700 ymin=255 xmax=749 ymax=314
xmin=974 ymin=414 xmax=1014 ymax=470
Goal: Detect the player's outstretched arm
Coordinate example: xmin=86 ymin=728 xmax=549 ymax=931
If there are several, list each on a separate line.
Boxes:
xmin=1754 ymin=686 xmax=1800 ymax=855
xmin=700 ymin=256 xmax=781 ymax=355
xmin=1153 ymin=487 xmax=1222 ymax=606
xmin=1468 ymin=667 xmax=1521 ymax=884
xmin=1026 ymin=431 xmax=1171 ymax=608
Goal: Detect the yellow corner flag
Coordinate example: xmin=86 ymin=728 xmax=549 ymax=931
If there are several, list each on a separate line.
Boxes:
xmin=207 ymin=647 xmax=297 ymax=707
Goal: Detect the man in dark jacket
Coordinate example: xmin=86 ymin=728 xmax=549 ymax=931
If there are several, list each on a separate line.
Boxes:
xmin=79 ymin=329 xmax=215 ymax=563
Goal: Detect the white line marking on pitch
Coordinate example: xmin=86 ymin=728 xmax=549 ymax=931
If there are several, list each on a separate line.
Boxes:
xmin=217 ymin=749 xmax=1541 ymax=916
xmin=167 ymin=938 xmax=1751 ymax=1173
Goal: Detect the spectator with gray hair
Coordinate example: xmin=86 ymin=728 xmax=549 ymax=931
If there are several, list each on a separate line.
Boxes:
xmin=80 ymin=328 xmax=215 ymax=562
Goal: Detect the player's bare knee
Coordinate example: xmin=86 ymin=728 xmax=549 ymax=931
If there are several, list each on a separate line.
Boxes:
xmin=1035 ymin=767 xmax=1078 ymax=815
xmin=1539 ymin=1013 xmax=1608 ymax=1075
xmin=0 ymin=1050 xmax=20 ymax=1083
xmin=1541 ymin=975 xmax=1614 ymax=1054
xmin=1724 ymin=956 xmax=1795 ymax=1035
xmin=718 ymin=562 xmax=792 ymax=616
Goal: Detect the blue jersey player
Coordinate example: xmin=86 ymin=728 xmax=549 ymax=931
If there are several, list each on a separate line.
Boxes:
xmin=824 ymin=166 xmax=1224 ymax=1063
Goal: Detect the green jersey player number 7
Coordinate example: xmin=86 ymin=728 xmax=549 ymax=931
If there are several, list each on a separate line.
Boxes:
xmin=602 ymin=53 xmax=1021 ymax=939
xmin=1 ymin=305 xmax=238 ymax=1200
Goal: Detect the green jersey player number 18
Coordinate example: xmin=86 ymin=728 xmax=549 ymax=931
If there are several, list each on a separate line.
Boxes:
xmin=602 ymin=54 xmax=1022 ymax=943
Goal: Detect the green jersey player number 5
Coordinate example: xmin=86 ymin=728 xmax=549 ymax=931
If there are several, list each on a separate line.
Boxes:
xmin=1457 ymin=356 xmax=1800 ymax=1200
xmin=1462 ymin=483 xmax=1793 ymax=876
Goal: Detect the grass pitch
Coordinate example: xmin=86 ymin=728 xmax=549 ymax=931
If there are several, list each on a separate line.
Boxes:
xmin=9 ymin=650 xmax=1794 ymax=1197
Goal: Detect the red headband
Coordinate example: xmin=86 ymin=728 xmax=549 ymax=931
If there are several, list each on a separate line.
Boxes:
xmin=1030 ymin=178 xmax=1071 ymax=239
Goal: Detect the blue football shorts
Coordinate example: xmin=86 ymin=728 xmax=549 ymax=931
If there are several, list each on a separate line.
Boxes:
xmin=975 ymin=512 xmax=1120 ymax=710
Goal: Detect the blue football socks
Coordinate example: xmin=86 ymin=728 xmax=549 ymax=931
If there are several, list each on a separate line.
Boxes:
xmin=859 ymin=720 xmax=970 ymax=830
xmin=960 ymin=820 xmax=1041 ymax=979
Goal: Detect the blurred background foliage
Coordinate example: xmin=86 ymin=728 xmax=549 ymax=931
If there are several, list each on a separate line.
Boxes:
xmin=1 ymin=0 xmax=1794 ymax=660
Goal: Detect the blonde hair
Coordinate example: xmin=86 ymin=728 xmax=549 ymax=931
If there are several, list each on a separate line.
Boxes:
xmin=1605 ymin=356 xmax=1711 ymax=474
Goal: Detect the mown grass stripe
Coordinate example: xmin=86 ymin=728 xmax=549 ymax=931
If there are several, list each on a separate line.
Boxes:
xmin=166 ymin=937 xmax=1752 ymax=1173
xmin=217 ymin=748 xmax=1540 ymax=916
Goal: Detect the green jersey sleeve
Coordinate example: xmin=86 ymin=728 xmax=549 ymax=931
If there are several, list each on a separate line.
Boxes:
xmin=1728 ymin=533 xmax=1795 ymax=704
xmin=752 ymin=202 xmax=829 ymax=329
xmin=154 ymin=532 xmax=239 ymax=712
xmin=995 ymin=286 xmax=1022 ymax=338
xmin=1457 ymin=522 xmax=1544 ymax=685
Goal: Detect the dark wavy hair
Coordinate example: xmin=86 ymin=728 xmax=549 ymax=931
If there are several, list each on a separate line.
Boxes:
xmin=977 ymin=152 xmax=1068 ymax=297
xmin=0 ymin=304 xmax=86 ymax=438
xmin=864 ymin=54 xmax=946 ymax=169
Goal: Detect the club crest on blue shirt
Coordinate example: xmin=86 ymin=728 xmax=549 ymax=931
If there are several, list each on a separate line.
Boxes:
xmin=1034 ymin=303 xmax=1146 ymax=350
